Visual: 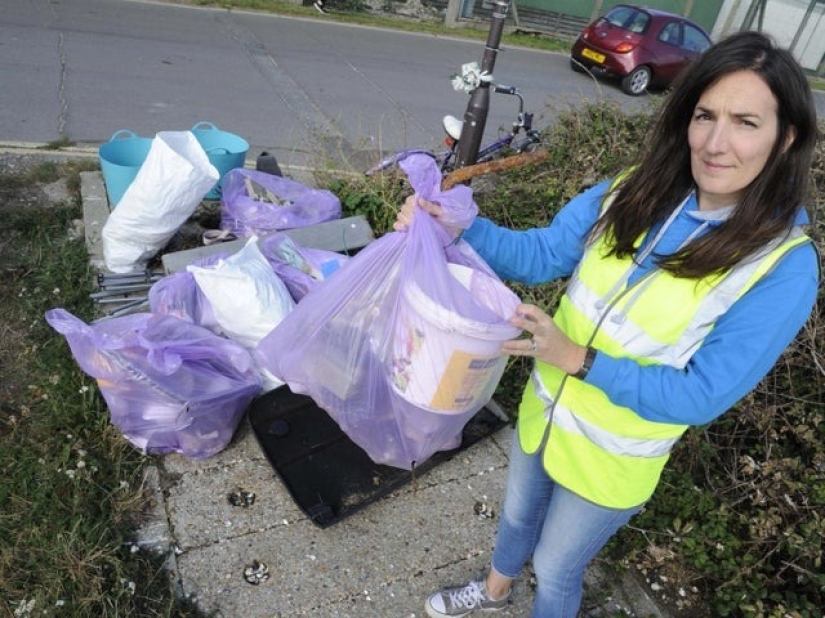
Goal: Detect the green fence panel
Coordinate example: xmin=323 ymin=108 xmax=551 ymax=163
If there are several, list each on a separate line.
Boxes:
xmin=639 ymin=0 xmax=722 ymax=31
xmin=515 ymin=0 xmax=597 ymax=20
xmin=513 ymin=0 xmax=722 ymax=32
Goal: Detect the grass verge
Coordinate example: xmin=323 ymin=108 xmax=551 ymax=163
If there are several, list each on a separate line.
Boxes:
xmin=0 ymin=159 xmax=204 ymax=618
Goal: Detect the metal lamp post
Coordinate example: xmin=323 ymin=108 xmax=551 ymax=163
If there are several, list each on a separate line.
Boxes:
xmin=454 ymin=0 xmax=511 ymax=169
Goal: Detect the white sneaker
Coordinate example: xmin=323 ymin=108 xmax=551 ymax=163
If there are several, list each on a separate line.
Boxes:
xmin=425 ymin=580 xmax=509 ymax=617
xmin=313 ymin=1 xmax=328 ymax=13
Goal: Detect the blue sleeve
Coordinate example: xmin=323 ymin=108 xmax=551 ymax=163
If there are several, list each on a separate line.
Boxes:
xmin=462 ymin=180 xmax=610 ymax=285
xmin=586 ymin=242 xmax=819 ymax=425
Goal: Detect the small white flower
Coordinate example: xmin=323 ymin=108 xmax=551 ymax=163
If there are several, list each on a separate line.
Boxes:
xmin=53 ymin=287 xmax=61 ymax=295
xmin=13 ymin=598 xmax=36 ymax=617
xmin=126 ymin=580 xmax=136 ymax=595
xmin=76 ymin=461 xmax=86 ymax=469
xmin=79 ymin=385 xmax=89 ymax=394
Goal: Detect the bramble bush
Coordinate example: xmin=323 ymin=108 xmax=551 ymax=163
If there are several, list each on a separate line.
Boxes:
xmin=333 ymin=99 xmax=825 ymax=617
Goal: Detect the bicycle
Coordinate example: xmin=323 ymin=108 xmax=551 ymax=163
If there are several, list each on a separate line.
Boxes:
xmin=364 ymin=83 xmax=542 ymax=178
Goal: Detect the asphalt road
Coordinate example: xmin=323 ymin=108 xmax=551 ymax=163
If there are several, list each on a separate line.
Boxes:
xmin=2 ymin=0 xmax=823 ymax=172
xmin=1 ymin=0 xmax=654 ymax=171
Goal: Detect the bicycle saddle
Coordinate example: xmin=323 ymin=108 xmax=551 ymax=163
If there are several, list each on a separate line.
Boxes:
xmin=442 ymin=115 xmax=464 ymax=141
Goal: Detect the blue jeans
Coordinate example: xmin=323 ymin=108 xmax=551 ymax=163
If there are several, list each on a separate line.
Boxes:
xmin=491 ymin=437 xmax=641 ymax=618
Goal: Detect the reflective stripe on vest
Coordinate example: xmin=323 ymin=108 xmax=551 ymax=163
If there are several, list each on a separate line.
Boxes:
xmin=531 ymin=370 xmax=680 ymax=457
xmin=565 ymin=227 xmax=808 ymax=368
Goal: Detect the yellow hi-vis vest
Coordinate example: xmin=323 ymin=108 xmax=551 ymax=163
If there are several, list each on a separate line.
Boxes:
xmin=517 ymin=199 xmax=811 ymax=509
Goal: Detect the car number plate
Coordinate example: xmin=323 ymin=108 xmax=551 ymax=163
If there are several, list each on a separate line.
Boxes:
xmin=582 ymin=48 xmax=606 ymax=64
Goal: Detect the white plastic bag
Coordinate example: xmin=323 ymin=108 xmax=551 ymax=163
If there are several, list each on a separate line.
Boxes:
xmin=102 ymin=131 xmax=219 ymax=273
xmin=187 ymin=237 xmax=295 ymax=391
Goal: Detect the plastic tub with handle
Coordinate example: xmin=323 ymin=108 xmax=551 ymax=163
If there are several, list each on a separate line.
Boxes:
xmin=190 ymin=121 xmax=249 ymax=199
xmin=98 ymin=130 xmax=153 ymax=207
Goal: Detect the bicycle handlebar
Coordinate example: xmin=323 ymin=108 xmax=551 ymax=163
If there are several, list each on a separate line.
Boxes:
xmin=493 ymin=84 xmax=518 ymax=95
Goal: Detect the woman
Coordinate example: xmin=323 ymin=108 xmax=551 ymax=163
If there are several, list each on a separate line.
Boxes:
xmin=394 ymin=31 xmax=820 ymax=618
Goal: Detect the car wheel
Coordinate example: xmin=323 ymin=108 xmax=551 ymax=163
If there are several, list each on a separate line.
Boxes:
xmin=621 ymin=66 xmax=651 ymax=96
xmin=570 ymin=57 xmax=588 ymax=74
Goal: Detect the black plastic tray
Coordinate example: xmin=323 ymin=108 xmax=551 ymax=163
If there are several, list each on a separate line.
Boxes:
xmin=247 ymin=386 xmax=507 ymax=527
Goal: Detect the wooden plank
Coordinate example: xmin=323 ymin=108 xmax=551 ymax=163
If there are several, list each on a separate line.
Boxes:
xmin=161 ymin=215 xmax=375 ymax=274
xmin=442 ymin=150 xmax=548 ymax=190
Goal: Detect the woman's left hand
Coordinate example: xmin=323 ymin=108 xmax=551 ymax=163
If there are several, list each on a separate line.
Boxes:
xmin=503 ymin=303 xmax=587 ymax=375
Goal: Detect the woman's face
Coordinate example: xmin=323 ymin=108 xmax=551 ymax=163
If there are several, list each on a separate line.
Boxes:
xmin=688 ymin=70 xmax=783 ymax=211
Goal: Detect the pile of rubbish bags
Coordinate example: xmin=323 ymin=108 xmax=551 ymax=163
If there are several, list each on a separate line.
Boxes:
xmin=48 ymin=151 xmax=521 ymax=468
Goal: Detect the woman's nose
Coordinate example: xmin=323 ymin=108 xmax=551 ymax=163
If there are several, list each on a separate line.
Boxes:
xmin=703 ymin=121 xmax=730 ymax=154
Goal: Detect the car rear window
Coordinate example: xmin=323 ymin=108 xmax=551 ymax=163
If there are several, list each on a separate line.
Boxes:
xmin=603 ymin=6 xmax=650 ymax=34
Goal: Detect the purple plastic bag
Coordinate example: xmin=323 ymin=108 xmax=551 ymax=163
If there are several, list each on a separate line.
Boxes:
xmin=220 ymin=169 xmax=341 ymax=237
xmin=258 ymin=233 xmax=349 ymax=302
xmin=148 ymin=253 xmax=226 ymax=333
xmin=45 ymin=309 xmax=262 ymax=459
xmin=256 ymin=154 xmax=521 ymax=469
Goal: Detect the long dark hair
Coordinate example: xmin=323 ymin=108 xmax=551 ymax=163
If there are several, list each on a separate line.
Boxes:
xmin=594 ymin=31 xmax=818 ymax=278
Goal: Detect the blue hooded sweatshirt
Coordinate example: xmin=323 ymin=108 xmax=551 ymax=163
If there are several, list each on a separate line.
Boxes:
xmin=463 ymin=178 xmax=819 ymax=426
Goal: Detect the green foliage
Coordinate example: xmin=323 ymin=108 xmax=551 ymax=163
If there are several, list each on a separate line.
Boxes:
xmin=327 ymin=172 xmax=410 ymax=235
xmin=0 ymin=162 xmax=204 ymax=617
xmin=322 ymin=100 xmax=825 ymax=617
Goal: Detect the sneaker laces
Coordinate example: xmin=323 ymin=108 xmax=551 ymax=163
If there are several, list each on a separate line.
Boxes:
xmin=447 ymin=581 xmax=487 ymax=610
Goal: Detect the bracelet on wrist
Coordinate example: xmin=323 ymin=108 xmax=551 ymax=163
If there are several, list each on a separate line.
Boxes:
xmin=573 ymin=346 xmax=597 ymax=380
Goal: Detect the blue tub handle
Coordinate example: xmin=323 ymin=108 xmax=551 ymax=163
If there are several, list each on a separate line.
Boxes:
xmin=109 ymin=129 xmax=140 ymax=141
xmin=191 ymin=121 xmax=218 ymax=132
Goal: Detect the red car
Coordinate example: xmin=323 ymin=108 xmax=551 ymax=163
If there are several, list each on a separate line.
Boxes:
xmin=570 ymin=4 xmax=712 ymax=96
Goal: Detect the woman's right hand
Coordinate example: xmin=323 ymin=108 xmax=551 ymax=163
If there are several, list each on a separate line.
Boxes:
xmin=394 ymin=194 xmax=459 ymax=238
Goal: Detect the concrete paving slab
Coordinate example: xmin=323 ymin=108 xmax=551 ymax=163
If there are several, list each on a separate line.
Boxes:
xmin=171 ymin=428 xmax=518 ymax=618
xmin=79 ymin=170 xmax=110 ymax=270
xmin=164 ymin=455 xmax=303 ymax=550
xmin=161 ymin=214 xmax=375 ymax=274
